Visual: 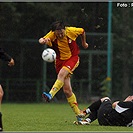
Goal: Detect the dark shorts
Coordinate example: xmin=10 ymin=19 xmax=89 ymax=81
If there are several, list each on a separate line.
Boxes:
xmin=97 ymin=99 xmax=131 ymax=126
xmin=97 ymin=99 xmax=113 ymax=126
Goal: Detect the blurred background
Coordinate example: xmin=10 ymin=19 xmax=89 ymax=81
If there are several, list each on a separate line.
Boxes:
xmin=0 ymin=2 xmax=133 ymax=103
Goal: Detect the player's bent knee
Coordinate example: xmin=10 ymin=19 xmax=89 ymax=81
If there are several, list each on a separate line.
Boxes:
xmin=101 ymin=97 xmax=110 ymax=102
xmin=64 ymin=90 xmax=71 ymax=96
xmin=63 ymin=89 xmax=73 ymax=98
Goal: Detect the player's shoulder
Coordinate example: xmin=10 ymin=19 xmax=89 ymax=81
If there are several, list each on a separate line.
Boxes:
xmin=44 ymin=30 xmax=55 ymax=39
xmin=65 ymin=27 xmax=84 ymax=33
xmin=66 ymin=26 xmax=76 ymax=31
xmin=47 ymin=30 xmax=54 ymax=35
xmin=66 ymin=26 xmax=83 ymax=30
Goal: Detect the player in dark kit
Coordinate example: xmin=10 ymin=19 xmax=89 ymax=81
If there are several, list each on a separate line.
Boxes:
xmin=0 ymin=48 xmax=15 ymax=131
xmin=74 ymin=96 xmax=133 ymax=127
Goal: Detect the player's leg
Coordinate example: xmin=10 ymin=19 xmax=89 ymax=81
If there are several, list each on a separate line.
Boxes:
xmin=76 ymin=99 xmax=102 ymax=125
xmin=0 ymin=85 xmax=4 ymax=131
xmin=49 ymin=68 xmax=68 ymax=97
xmin=42 ymin=56 xmax=79 ymax=102
xmin=42 ymin=67 xmax=69 ymax=102
xmin=78 ymin=97 xmax=111 ymax=125
xmin=61 ymin=56 xmax=84 ymax=117
xmin=63 ymin=77 xmax=82 ymax=116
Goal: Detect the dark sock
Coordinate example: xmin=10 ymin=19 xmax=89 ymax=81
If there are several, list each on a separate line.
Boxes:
xmin=0 ymin=112 xmax=3 ymax=131
xmin=86 ymin=99 xmax=102 ymax=123
xmin=88 ymin=99 xmax=101 ymax=112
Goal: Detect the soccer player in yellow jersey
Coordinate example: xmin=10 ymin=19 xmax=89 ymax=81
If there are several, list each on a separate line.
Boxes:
xmin=39 ymin=21 xmax=88 ymax=119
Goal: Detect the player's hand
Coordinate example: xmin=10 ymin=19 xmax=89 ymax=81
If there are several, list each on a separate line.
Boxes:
xmin=124 ymin=95 xmax=133 ymax=102
xmin=82 ymin=42 xmax=89 ymax=49
xmin=112 ymin=101 xmax=119 ymax=108
xmin=8 ymin=58 xmax=15 ymax=66
xmin=39 ymin=38 xmax=50 ymax=44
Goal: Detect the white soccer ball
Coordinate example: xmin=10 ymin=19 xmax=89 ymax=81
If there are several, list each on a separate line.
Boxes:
xmin=42 ymin=48 xmax=56 ymax=63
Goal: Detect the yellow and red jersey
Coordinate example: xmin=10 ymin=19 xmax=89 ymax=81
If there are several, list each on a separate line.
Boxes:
xmin=43 ymin=27 xmax=84 ymax=60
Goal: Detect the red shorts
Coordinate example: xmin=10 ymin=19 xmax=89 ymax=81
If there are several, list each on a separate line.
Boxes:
xmin=55 ymin=55 xmax=79 ymax=74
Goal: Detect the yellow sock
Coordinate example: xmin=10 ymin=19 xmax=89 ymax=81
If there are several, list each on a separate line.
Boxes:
xmin=49 ymin=79 xmax=64 ymax=98
xmin=67 ymin=93 xmax=80 ymax=115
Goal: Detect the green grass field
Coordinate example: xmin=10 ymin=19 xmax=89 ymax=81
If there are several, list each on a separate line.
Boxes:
xmin=1 ymin=103 xmax=133 ymax=132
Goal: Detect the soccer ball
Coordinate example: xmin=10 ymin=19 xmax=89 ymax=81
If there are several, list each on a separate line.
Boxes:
xmin=42 ymin=48 xmax=56 ymax=63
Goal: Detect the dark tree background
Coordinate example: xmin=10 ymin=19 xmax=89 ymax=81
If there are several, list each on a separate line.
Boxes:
xmin=0 ymin=2 xmax=133 ymax=101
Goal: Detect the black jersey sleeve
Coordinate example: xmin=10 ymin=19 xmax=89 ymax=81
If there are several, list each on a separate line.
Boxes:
xmin=116 ymin=101 xmax=133 ymax=118
xmin=118 ymin=101 xmax=133 ymax=109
